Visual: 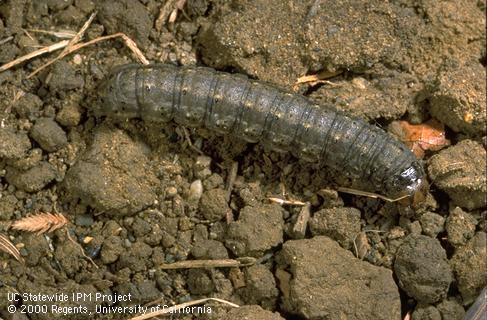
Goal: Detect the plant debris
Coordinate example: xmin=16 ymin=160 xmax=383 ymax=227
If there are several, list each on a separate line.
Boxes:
xmin=11 ymin=213 xmax=69 ymax=235
xmin=389 ymin=119 xmax=450 ymax=158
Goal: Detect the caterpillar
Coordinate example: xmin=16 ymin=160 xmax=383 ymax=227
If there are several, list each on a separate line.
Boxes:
xmin=96 ymin=64 xmax=426 ymax=201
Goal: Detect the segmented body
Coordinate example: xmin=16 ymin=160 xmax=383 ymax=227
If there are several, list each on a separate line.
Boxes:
xmin=98 ymin=64 xmax=425 ymax=199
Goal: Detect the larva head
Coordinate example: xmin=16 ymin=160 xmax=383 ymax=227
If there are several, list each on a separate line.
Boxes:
xmin=96 ymin=65 xmax=140 ymax=118
xmin=384 ymin=160 xmax=427 ymax=202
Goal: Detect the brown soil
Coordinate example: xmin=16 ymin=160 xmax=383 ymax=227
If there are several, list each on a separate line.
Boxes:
xmin=0 ymin=1 xmax=485 ymax=320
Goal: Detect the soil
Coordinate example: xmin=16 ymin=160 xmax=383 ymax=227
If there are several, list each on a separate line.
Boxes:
xmin=0 ymin=0 xmax=485 ymax=320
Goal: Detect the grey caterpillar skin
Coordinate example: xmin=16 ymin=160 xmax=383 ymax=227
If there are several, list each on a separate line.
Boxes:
xmin=97 ymin=64 xmax=425 ymax=199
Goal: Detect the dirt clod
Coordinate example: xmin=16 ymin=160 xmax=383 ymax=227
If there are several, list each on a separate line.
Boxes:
xmin=436 ymin=299 xmax=466 ymax=320
xmin=12 ymin=92 xmax=43 ymax=119
xmin=430 ymin=62 xmax=486 ymax=135
xmin=0 ymin=0 xmax=484 ymax=318
xmin=394 ymin=235 xmax=453 ymax=304
xmin=190 ymin=239 xmax=228 ymax=260
xmin=199 ymin=188 xmax=229 ymax=222
xmin=419 ymin=211 xmax=445 ymax=238
xmin=100 ymin=235 xmax=123 ymax=264
xmin=47 ymin=61 xmax=84 ymax=91
xmin=428 ymin=139 xmax=486 ymax=210
xmin=225 ymin=204 xmax=284 ymax=257
xmin=116 ymin=240 xmax=152 ymax=272
xmin=63 ymin=126 xmax=158 ymax=216
xmin=238 ymin=264 xmax=278 ymax=309
xmin=412 ymin=305 xmax=441 ymax=320
xmin=451 ymin=232 xmax=487 ymax=305
xmin=309 ymin=207 xmax=361 ymax=249
xmin=277 ymin=236 xmax=401 ymax=319
xmin=6 ymin=161 xmax=57 ymax=192
xmin=56 ymin=103 xmax=81 ymax=127
xmin=30 ymin=117 xmax=68 ymax=152
xmin=219 ymin=305 xmax=285 ymax=320
xmin=445 ymin=207 xmax=478 ymax=247
xmin=97 ymin=0 xmax=152 ymax=48
xmin=310 ymin=71 xmax=417 ymax=121
xmin=0 ymin=128 xmax=31 ymax=160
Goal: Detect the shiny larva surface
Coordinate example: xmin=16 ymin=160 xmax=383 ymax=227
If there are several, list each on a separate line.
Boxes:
xmin=97 ymin=64 xmax=425 ymax=199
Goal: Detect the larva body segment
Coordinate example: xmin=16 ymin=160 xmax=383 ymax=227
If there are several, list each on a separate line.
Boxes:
xmin=98 ymin=64 xmax=425 ymax=199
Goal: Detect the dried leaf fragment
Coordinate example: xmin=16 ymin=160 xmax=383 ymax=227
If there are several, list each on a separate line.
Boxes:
xmin=11 ymin=213 xmax=69 ymax=235
xmin=389 ymin=119 xmax=450 ymax=158
xmin=0 ymin=234 xmax=23 ymax=262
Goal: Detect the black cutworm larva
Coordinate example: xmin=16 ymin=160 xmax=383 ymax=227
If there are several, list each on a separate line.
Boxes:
xmin=97 ymin=64 xmax=426 ymax=200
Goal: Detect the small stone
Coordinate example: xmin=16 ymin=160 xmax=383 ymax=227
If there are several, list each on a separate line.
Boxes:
xmin=394 ymin=235 xmax=452 ymax=304
xmin=419 ymin=212 xmax=445 ymax=237
xmin=72 ymin=54 xmax=83 ymax=65
xmin=194 ymin=155 xmax=211 ymax=170
xmin=188 ymin=179 xmax=203 ymax=204
xmin=30 ymin=118 xmax=68 ymax=152
xmin=165 ymin=186 xmax=178 ymax=198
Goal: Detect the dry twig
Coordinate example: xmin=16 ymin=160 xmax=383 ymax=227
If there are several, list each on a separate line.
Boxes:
xmin=27 ymin=11 xmax=96 ymax=78
xmin=159 ymin=257 xmax=255 ymax=270
xmin=0 ymin=12 xmax=148 ymax=76
xmin=27 ymin=28 xmax=77 ymax=39
xmin=0 ymin=234 xmax=23 ymax=262
xmin=155 ymin=0 xmax=187 ymax=31
xmin=11 ymin=213 xmax=69 ymax=235
xmin=65 ymin=229 xmax=98 ymax=269
xmin=0 ymin=40 xmax=70 ymax=73
xmin=292 ymin=202 xmax=311 ymax=238
xmin=268 ymin=197 xmax=307 ymax=206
